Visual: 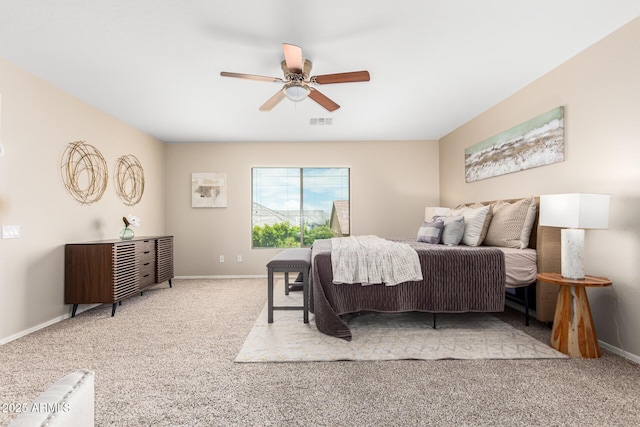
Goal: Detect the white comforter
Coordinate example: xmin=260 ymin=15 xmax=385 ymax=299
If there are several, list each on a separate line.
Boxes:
xmin=331 ymin=235 xmax=424 ymax=286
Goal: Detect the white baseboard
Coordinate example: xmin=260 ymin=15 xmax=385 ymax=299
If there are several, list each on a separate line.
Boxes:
xmin=600 ymin=341 xmax=640 ymax=364
xmin=0 ymin=304 xmax=99 ymax=345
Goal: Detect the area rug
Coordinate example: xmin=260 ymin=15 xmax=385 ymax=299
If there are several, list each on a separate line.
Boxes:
xmin=235 ymin=283 xmax=567 ymax=362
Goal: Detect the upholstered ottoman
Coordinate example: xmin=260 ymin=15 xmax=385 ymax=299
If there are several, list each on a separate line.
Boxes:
xmin=8 ymin=369 xmax=95 ymax=427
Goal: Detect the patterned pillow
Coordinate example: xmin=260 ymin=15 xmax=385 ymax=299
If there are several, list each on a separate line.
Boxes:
xmin=417 ymin=219 xmax=444 ymax=244
xmin=484 ymin=197 xmax=537 ymax=249
xmin=437 ymin=215 xmax=465 ymax=246
xmin=449 ymin=204 xmax=492 ymax=247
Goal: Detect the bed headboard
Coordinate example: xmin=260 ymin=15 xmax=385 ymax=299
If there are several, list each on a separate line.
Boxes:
xmin=531 ymin=197 xmax=561 ymax=322
xmin=466 ymin=196 xmax=561 ymax=322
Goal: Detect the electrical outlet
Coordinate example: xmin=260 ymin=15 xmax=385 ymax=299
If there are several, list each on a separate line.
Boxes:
xmin=237 ymin=255 xmax=243 ymax=263
xmin=2 ymin=225 xmax=20 ymax=239
xmin=219 ymin=255 xmax=224 ymax=263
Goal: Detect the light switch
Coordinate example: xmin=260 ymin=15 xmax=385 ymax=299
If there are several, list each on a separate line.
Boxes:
xmin=2 ymin=225 xmax=20 ymax=239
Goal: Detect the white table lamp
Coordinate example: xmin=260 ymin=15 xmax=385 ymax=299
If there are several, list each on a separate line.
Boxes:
xmin=539 ymin=193 xmax=610 ymax=279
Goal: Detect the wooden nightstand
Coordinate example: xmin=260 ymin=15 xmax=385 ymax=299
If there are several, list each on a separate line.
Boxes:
xmin=537 ymin=272 xmax=612 ymax=358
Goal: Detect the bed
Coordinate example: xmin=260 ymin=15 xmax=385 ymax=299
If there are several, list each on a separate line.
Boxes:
xmin=309 ymin=196 xmax=561 ymax=341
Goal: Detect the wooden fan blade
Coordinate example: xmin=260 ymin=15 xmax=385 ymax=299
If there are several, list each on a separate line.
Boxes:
xmin=220 ymin=71 xmax=283 ymax=83
xmin=308 ymin=88 xmax=340 ymax=112
xmin=259 ymin=89 xmax=287 ymax=111
xmin=282 ymin=43 xmax=303 ymax=74
xmin=313 ymin=71 xmax=370 ymax=84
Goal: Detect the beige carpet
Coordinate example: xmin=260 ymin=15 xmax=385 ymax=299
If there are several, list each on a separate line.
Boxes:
xmin=2 ymin=279 xmax=640 ymax=426
xmin=236 ymin=284 xmax=567 ymax=362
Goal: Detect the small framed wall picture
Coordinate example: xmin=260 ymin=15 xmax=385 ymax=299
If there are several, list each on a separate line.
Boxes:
xmin=191 ymin=172 xmax=227 ymax=208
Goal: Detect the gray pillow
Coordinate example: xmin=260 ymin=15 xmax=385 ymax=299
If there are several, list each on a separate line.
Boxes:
xmin=417 ymin=219 xmax=444 ymax=244
xmin=436 ymin=215 xmax=465 ymax=246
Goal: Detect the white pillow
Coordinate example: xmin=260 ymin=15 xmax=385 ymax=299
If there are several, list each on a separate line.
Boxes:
xmin=449 ymin=204 xmax=492 ymax=247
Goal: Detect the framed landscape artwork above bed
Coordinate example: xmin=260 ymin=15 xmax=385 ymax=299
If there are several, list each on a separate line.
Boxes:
xmin=464 ymin=106 xmax=565 ymax=182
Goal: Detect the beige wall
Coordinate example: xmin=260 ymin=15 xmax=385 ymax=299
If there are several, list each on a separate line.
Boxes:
xmin=164 ymin=140 xmax=439 ymax=276
xmin=0 ymin=58 xmax=166 ymax=342
xmin=439 ymin=17 xmax=640 ymax=359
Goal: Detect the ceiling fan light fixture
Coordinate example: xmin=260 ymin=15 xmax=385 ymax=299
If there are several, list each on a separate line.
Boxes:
xmin=283 ymin=83 xmax=310 ymax=102
xmin=221 ymin=44 xmax=369 ymax=112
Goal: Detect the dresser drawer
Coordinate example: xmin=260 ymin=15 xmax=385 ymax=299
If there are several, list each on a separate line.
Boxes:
xmin=140 ymin=261 xmax=156 ymax=287
xmin=138 ymin=240 xmax=155 ymax=261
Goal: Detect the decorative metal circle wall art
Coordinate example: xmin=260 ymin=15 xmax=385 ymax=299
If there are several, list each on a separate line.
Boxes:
xmin=114 ymin=154 xmax=145 ymax=206
xmin=60 ymin=140 xmax=108 ymax=205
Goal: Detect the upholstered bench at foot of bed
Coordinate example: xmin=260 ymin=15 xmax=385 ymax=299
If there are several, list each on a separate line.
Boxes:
xmin=267 ymin=248 xmax=311 ymax=323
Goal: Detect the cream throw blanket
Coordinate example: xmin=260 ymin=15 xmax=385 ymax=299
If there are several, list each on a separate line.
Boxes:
xmin=331 ymin=235 xmax=424 ymax=286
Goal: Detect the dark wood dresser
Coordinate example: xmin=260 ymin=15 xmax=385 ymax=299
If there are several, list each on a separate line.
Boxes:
xmin=65 ymin=236 xmax=174 ymax=317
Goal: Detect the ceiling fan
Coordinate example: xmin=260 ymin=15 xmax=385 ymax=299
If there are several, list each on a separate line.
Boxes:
xmin=220 ymin=43 xmax=370 ymax=112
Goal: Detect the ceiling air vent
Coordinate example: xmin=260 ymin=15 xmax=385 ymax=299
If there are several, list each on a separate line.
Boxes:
xmin=310 ymin=118 xmax=333 ymax=126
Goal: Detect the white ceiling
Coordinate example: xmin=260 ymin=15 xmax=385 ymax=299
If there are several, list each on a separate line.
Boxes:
xmin=0 ymin=1 xmax=639 ymax=143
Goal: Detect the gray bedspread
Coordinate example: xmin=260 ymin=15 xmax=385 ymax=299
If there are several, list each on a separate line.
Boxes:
xmin=310 ymin=238 xmax=506 ymax=341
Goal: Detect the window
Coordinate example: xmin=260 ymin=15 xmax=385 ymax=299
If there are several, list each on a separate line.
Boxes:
xmin=252 ymin=167 xmax=350 ymax=248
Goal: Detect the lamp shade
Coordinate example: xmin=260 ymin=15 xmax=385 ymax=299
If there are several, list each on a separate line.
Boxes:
xmin=539 ymin=193 xmax=610 ymax=229
xmin=425 ymin=207 xmax=451 ymax=221
xmin=284 ymin=83 xmax=310 ymax=102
